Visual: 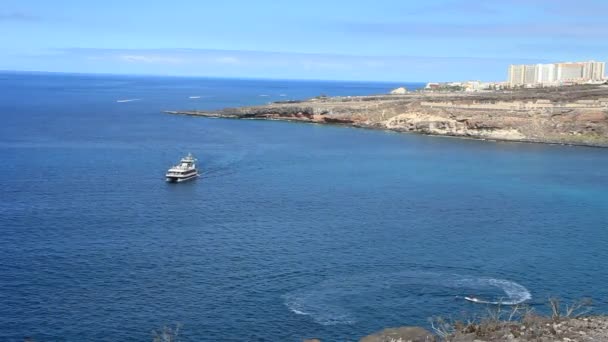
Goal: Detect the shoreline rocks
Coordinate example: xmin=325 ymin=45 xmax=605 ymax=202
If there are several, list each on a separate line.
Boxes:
xmin=167 ymin=85 xmax=608 ymax=148
xmin=300 ymin=316 xmax=608 ymax=342
xmin=360 ymin=326 xmax=436 ymax=342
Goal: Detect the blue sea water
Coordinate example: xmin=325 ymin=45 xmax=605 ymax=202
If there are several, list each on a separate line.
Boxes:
xmin=1 ymin=72 xmax=608 ymax=341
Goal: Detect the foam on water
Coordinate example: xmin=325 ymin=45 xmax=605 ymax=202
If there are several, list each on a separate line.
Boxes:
xmin=116 ymin=98 xmax=141 ymax=103
xmin=284 ymin=270 xmax=532 ymax=325
xmin=456 ymin=277 xmax=532 ymax=305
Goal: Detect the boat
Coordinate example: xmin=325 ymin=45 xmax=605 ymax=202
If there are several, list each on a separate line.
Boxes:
xmin=166 ymin=153 xmax=199 ymax=182
xmin=464 ymin=296 xmax=482 ymax=303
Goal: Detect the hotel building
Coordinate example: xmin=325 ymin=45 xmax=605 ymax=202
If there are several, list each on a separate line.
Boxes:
xmin=508 ymin=60 xmax=605 ymax=87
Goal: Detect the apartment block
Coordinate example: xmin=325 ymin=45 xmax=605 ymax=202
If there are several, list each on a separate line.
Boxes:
xmin=508 ymin=60 xmax=605 ymax=87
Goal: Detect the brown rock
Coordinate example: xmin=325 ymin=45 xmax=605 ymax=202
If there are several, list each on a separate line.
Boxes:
xmin=168 ymin=85 xmax=608 ymax=147
xmin=360 ymin=326 xmax=436 ymax=342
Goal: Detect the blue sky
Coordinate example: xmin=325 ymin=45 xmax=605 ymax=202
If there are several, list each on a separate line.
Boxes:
xmin=1 ymin=0 xmax=607 ymax=81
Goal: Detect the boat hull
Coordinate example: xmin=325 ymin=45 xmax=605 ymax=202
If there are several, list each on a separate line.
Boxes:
xmin=166 ymin=173 xmax=199 ymax=183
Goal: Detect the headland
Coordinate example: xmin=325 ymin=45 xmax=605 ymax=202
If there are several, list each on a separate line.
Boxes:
xmin=167 ymin=84 xmax=608 ymax=147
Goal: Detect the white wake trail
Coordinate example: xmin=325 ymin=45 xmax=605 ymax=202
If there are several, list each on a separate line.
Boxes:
xmin=283 ymin=271 xmax=532 ymax=325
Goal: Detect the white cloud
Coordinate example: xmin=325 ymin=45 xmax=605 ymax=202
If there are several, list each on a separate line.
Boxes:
xmin=215 ymin=56 xmax=240 ymax=64
xmin=119 ymin=55 xmax=184 ymax=64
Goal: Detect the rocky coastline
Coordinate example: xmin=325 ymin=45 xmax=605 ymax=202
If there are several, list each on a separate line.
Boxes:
xmin=302 ymin=315 xmax=608 ymax=342
xmin=167 ymin=84 xmax=608 ymax=147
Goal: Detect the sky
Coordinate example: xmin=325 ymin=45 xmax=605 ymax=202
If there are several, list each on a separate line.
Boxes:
xmin=1 ymin=0 xmax=607 ymax=82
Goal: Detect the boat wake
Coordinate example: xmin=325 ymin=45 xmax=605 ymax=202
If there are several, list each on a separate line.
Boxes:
xmin=189 ymin=96 xmax=201 ymax=99
xmin=283 ymin=270 xmax=531 ymax=326
xmin=458 ymin=278 xmax=532 ymax=305
xmin=116 ymin=98 xmax=141 ymax=103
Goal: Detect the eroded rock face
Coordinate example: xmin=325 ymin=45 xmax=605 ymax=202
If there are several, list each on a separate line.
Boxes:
xmin=360 ymin=326 xmax=436 ymax=342
xmin=168 ymin=85 xmax=608 ymax=147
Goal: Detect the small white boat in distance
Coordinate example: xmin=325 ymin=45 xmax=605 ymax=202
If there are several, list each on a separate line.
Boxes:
xmin=464 ymin=296 xmax=482 ymax=303
xmin=166 ymin=153 xmax=199 ymax=183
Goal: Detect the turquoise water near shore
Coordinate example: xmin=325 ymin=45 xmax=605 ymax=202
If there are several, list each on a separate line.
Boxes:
xmin=1 ymin=72 xmax=607 ymax=341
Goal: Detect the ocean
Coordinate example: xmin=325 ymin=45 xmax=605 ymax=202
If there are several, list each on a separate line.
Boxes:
xmin=1 ymin=72 xmax=607 ymax=341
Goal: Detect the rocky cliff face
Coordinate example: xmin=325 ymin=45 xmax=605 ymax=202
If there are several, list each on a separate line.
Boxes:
xmin=168 ymin=85 xmax=608 ymax=147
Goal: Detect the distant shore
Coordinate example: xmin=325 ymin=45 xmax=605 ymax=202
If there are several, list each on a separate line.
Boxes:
xmin=167 ymin=85 xmax=608 ymax=148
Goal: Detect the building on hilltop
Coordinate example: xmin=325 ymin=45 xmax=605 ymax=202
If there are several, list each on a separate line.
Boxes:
xmin=537 ymin=64 xmax=556 ymax=84
xmin=584 ymin=61 xmax=606 ymax=81
xmin=523 ymin=65 xmax=538 ymax=85
xmin=556 ymin=62 xmax=584 ymax=82
xmin=508 ymin=60 xmax=606 ymax=87
xmin=508 ymin=65 xmax=525 ymax=86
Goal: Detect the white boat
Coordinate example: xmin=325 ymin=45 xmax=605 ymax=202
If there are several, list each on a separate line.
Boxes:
xmin=464 ymin=296 xmax=482 ymax=303
xmin=166 ymin=153 xmax=199 ymax=182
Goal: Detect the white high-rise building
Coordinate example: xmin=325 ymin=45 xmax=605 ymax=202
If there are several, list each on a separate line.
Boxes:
xmin=583 ymin=60 xmax=606 ymax=81
xmin=508 ymin=65 xmax=525 ymax=86
xmin=556 ymin=62 xmax=584 ymax=81
xmin=523 ymin=65 xmax=537 ymax=84
xmin=537 ymin=64 xmax=556 ymax=84
xmin=508 ymin=60 xmax=605 ymax=86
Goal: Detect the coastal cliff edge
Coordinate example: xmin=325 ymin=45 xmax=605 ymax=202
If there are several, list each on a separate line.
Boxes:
xmin=167 ymin=85 xmax=608 ymax=147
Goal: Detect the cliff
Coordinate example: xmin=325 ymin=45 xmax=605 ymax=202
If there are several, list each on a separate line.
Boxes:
xmin=167 ymin=85 xmax=608 ymax=147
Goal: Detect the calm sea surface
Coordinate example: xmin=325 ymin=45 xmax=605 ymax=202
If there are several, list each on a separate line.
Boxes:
xmin=1 ymin=72 xmax=607 ymax=341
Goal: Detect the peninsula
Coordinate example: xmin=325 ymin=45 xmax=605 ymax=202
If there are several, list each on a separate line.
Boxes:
xmin=167 ymin=84 xmax=608 ymax=147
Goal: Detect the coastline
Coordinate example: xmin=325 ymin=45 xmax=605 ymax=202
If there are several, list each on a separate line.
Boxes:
xmin=165 ymin=110 xmax=608 ymax=149
xmin=165 ymin=85 xmax=608 ymax=148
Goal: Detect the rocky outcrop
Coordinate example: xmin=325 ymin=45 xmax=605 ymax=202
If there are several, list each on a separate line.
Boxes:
xmin=448 ymin=316 xmax=608 ymax=342
xmin=296 ymin=316 xmax=608 ymax=342
xmin=167 ymin=85 xmax=608 ymax=147
xmin=360 ymin=326 xmax=436 ymax=342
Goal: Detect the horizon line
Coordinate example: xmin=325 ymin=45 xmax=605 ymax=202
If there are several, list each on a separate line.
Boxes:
xmin=0 ymin=69 xmax=432 ymax=84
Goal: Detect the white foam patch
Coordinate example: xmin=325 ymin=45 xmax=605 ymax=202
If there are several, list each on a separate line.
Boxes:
xmin=455 ymin=277 xmax=532 ymax=305
xmin=283 ymin=271 xmax=531 ymax=325
xmin=284 ymin=292 xmax=356 ymax=325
